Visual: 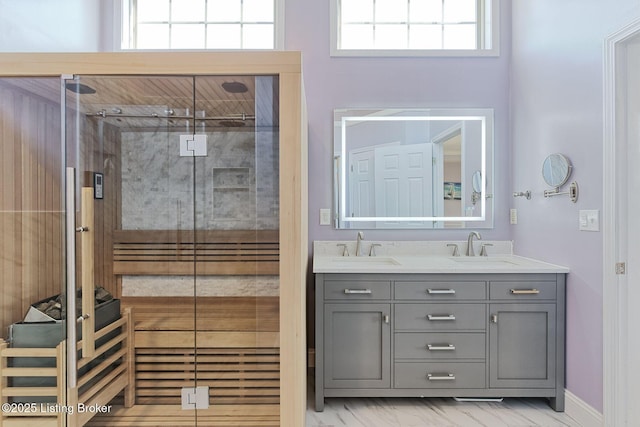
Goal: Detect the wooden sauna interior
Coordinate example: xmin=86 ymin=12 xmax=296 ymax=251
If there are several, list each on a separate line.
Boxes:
xmin=0 ymin=53 xmax=307 ymax=426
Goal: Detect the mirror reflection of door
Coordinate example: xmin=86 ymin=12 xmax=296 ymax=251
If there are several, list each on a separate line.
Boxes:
xmin=347 ymin=142 xmax=399 ymax=229
xmin=348 ymin=148 xmax=375 ymax=228
xmin=348 ymin=142 xmax=435 ymax=229
xmin=374 ymin=143 xmax=434 ymax=229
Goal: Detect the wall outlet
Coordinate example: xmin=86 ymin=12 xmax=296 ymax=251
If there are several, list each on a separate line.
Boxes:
xmin=510 ymin=208 xmax=518 ymax=225
xmin=320 ymin=209 xmax=331 ymax=225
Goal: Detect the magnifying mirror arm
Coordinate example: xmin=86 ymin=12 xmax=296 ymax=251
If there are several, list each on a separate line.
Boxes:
xmin=543 ymin=181 xmax=578 ymax=203
xmin=543 ymin=187 xmax=561 ymax=197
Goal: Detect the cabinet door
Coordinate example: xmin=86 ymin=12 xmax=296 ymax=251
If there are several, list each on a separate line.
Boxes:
xmin=489 ymin=304 xmax=556 ymax=388
xmin=324 ymin=303 xmax=391 ymax=389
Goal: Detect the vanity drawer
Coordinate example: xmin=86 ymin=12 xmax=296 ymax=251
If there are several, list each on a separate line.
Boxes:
xmin=394 ymin=362 xmax=485 ymax=389
xmin=395 ymin=281 xmax=486 ymax=300
xmin=395 ymin=304 xmax=486 ymax=331
xmin=489 ymin=281 xmax=557 ymax=300
xmin=395 ymin=332 xmax=485 ymax=360
xmin=324 ymin=281 xmax=391 ymax=300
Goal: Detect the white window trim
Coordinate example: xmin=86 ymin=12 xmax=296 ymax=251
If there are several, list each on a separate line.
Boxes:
xmin=111 ymin=0 xmax=125 ymax=51
xmin=330 ymin=0 xmax=500 ymax=57
xmin=114 ymin=0 xmax=285 ymax=51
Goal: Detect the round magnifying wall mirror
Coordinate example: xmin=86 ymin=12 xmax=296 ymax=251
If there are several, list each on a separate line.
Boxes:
xmin=542 ymin=153 xmax=572 ymax=188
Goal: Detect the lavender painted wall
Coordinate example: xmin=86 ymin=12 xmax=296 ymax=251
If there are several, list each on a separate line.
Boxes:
xmin=0 ymin=0 xmax=103 ymax=52
xmin=511 ymin=0 xmax=640 ymax=412
xmin=286 ymin=0 xmax=512 ymax=246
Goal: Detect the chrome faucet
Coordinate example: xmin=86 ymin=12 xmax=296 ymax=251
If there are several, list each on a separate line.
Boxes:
xmin=355 ymin=231 xmax=364 ymax=256
xmin=466 ymin=231 xmax=482 ymax=256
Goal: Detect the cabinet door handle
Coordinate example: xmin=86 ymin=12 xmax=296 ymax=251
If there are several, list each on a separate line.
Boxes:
xmin=427 ymin=314 xmax=456 ymax=321
xmin=427 ymin=289 xmax=456 ymax=295
xmin=510 ymin=289 xmax=540 ymax=295
xmin=383 ymin=314 xmax=390 ymax=324
xmin=427 ymin=344 xmax=456 ymax=351
xmin=491 ymin=314 xmax=498 ymax=323
xmin=343 ymin=289 xmax=372 ymax=294
xmin=427 ymin=373 xmax=456 ymax=381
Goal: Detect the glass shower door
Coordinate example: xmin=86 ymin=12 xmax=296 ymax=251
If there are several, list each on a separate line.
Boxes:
xmin=192 ymin=75 xmax=281 ymax=423
xmin=64 ymin=73 xmax=282 ymax=425
xmin=65 ymin=74 xmax=200 ymax=425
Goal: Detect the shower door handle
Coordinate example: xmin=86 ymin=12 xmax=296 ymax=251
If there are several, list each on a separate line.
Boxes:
xmin=80 ymin=187 xmax=96 ymax=360
xmin=65 ymin=167 xmax=78 ymax=387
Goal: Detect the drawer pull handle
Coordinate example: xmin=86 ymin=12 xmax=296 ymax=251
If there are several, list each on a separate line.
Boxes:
xmin=427 ymin=289 xmax=456 ymax=295
xmin=427 ymin=344 xmax=456 ymax=351
xmin=510 ymin=289 xmax=540 ymax=295
xmin=427 ymin=373 xmax=456 ymax=381
xmin=427 ymin=314 xmax=456 ymax=321
xmin=344 ymin=289 xmax=372 ymax=294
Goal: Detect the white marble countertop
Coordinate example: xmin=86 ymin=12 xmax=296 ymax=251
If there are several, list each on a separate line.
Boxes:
xmin=312 ymin=241 xmax=569 ymax=274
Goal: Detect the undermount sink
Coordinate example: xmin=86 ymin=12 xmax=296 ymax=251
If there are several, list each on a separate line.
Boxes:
xmin=450 ymin=257 xmax=518 ymax=265
xmin=329 ymin=257 xmax=401 ymax=265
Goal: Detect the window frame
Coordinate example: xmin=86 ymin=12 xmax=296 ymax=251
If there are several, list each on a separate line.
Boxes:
xmin=117 ymin=0 xmax=285 ymax=51
xmin=330 ymin=0 xmax=500 ymax=57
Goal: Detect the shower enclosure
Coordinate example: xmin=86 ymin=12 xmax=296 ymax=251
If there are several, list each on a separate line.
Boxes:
xmin=0 ymin=52 xmax=307 ymax=427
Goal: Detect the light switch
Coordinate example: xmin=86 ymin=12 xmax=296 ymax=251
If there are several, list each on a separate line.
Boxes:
xmin=579 ymin=210 xmax=599 ymax=232
xmin=320 ymin=209 xmax=331 ymax=225
xmin=510 ymin=208 xmax=518 ymax=225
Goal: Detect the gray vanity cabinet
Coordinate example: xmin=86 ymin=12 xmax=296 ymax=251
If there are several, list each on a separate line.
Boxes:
xmin=489 ymin=303 xmax=556 ymax=388
xmin=323 ymin=303 xmax=391 ymax=389
xmin=315 ymin=273 xmax=566 ymax=412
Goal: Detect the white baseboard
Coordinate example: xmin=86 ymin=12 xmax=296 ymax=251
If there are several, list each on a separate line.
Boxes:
xmin=565 ymin=389 xmax=603 ymax=427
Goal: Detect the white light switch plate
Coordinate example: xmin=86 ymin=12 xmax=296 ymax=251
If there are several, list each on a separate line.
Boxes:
xmin=320 ymin=209 xmax=331 ymax=225
xmin=579 ymin=210 xmax=599 ymax=231
xmin=510 ymin=208 xmax=518 ymax=225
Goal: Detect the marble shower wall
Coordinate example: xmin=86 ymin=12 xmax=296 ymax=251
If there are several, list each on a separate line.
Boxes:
xmin=121 ymin=128 xmax=279 ymax=230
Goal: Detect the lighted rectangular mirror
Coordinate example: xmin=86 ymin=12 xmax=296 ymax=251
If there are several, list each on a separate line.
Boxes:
xmin=334 ymin=108 xmax=494 ymax=229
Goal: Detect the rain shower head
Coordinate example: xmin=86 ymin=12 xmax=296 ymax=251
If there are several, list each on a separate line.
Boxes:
xmin=65 ymin=82 xmax=96 ymax=94
xmin=221 ymin=81 xmax=248 ymax=94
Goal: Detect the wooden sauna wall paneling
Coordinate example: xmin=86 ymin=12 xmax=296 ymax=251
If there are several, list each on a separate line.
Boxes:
xmin=0 ymin=80 xmax=64 ymax=334
xmin=0 ymin=80 xmax=121 ymax=336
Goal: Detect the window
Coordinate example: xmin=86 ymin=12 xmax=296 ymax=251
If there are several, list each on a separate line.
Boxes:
xmin=121 ymin=0 xmax=283 ymax=50
xmin=331 ymin=0 xmax=499 ymax=56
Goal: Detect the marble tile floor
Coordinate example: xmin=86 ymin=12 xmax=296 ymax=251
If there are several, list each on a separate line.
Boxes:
xmin=306 ymin=382 xmax=581 ymax=427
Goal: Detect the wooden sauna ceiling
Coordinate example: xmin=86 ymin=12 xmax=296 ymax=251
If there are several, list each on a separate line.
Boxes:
xmin=1 ymin=75 xmax=279 ymax=128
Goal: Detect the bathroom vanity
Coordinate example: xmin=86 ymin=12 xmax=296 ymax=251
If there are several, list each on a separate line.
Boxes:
xmin=313 ymin=241 xmax=568 ymax=412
